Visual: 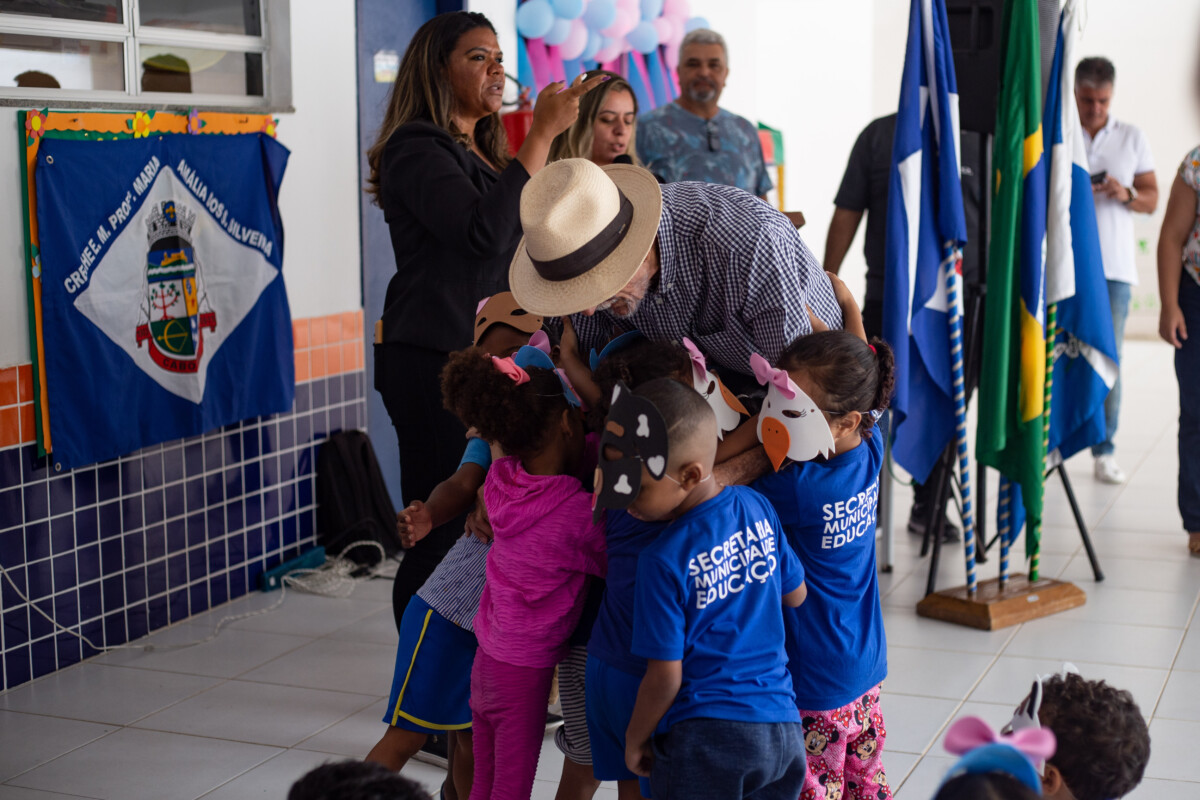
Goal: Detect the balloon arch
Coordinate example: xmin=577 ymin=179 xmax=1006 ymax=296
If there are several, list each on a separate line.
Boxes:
xmin=515 ymin=0 xmax=710 ymax=112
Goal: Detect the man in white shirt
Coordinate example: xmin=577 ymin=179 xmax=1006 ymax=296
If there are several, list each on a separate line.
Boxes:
xmin=1076 ymin=57 xmax=1158 ymax=484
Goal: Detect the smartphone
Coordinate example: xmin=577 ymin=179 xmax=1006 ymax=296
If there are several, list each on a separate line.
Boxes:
xmin=1090 ymin=170 xmax=1108 ymax=185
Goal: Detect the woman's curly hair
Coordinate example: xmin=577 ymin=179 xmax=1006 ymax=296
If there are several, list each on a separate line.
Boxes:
xmin=441 ymin=347 xmax=568 ymax=458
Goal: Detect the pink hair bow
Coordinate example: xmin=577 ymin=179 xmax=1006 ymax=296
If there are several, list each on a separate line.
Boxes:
xmin=529 ymin=329 xmax=551 ymax=355
xmin=749 ymin=352 xmax=796 ymax=399
xmin=491 ymin=356 xmax=530 ymax=385
xmin=944 ymin=716 xmax=1056 ymax=763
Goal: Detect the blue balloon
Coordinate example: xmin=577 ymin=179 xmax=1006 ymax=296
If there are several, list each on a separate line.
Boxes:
xmin=551 ymin=0 xmax=585 ymax=20
xmin=583 ymin=0 xmax=617 ymax=31
xmin=627 ymin=20 xmax=660 ymax=53
xmin=684 ymin=16 xmax=710 ymax=33
xmin=517 ymin=0 xmax=555 ymax=39
xmin=640 ymin=0 xmax=664 ymax=21
xmin=543 ymin=16 xmax=573 ymax=46
xmin=580 ymin=30 xmax=602 ymax=62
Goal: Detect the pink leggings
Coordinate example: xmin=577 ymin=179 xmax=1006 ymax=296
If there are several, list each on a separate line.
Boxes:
xmin=800 ymin=685 xmax=891 ymax=800
xmin=468 ymin=649 xmax=555 ymax=800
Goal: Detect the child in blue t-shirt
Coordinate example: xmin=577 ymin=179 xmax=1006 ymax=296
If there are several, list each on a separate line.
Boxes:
xmin=601 ymin=378 xmax=808 ymax=800
xmin=751 ymin=330 xmax=896 ymax=800
xmin=583 ymin=337 xmax=692 ymax=800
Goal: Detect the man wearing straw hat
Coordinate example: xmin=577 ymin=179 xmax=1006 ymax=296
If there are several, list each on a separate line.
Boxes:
xmin=509 ymin=158 xmax=842 ymax=388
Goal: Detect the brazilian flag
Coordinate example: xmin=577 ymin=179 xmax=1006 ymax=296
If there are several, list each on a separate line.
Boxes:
xmin=977 ymin=0 xmax=1048 ymax=557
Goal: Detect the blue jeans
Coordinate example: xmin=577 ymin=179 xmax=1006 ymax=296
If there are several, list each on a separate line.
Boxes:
xmin=649 ymin=719 xmax=806 ymax=800
xmin=1092 ymin=279 xmax=1132 ymax=456
xmin=1177 ymin=277 xmax=1200 ymax=531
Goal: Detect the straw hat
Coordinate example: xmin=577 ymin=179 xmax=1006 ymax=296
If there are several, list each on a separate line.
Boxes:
xmin=509 ymin=159 xmax=662 ymax=317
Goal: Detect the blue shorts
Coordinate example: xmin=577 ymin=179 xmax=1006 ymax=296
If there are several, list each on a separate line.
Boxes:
xmin=585 ymin=654 xmax=652 ymax=796
xmin=383 ymin=595 xmax=477 ymax=734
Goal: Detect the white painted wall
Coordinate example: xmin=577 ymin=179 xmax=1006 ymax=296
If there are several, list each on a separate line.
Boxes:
xmin=0 ymin=0 xmax=363 ymax=368
xmin=1071 ymin=0 xmax=1200 ymax=334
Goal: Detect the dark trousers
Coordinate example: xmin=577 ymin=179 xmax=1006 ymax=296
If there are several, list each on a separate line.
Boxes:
xmin=375 ymin=342 xmax=468 ymax=632
xmin=649 ymin=719 xmax=806 ymax=800
xmin=1177 ymin=278 xmax=1200 ymax=531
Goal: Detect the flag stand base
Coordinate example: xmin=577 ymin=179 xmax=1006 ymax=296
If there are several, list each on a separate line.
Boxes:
xmin=916 ymin=574 xmax=1086 ymax=630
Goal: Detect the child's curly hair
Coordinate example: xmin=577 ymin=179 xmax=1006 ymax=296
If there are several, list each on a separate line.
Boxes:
xmin=441 ymin=347 xmax=569 ymax=459
xmin=777 ymin=331 xmax=896 ymax=435
xmin=1036 ymin=673 xmax=1150 ymax=800
xmin=588 ymin=338 xmax=691 ymax=429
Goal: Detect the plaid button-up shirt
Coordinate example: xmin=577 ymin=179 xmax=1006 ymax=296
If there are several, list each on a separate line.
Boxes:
xmin=566 ymin=181 xmax=842 ymax=375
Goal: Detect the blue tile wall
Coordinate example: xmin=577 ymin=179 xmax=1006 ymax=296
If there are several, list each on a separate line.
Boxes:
xmin=0 ymin=371 xmax=367 ymax=691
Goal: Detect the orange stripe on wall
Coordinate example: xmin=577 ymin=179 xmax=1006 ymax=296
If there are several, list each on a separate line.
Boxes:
xmin=1 ymin=311 xmax=366 ymax=447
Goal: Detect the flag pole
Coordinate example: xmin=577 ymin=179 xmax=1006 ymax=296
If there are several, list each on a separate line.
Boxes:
xmin=998 ymin=476 xmax=1012 ymax=586
xmin=1030 ymin=302 xmax=1057 ymax=583
xmin=945 ymin=243 xmax=977 ymax=594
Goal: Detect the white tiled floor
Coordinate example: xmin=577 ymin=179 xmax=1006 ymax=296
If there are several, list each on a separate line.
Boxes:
xmin=1 ymin=340 xmax=1196 ymax=799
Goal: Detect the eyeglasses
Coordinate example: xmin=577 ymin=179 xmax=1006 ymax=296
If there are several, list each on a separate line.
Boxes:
xmin=705 ymin=120 xmax=720 ymax=152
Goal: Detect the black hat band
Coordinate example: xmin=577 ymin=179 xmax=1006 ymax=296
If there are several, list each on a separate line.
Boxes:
xmin=528 ymin=190 xmax=634 ymax=282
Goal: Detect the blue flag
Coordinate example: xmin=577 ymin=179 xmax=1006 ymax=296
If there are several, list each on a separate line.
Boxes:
xmin=1043 ymin=0 xmax=1119 ymax=463
xmin=35 ymin=134 xmax=293 ymax=469
xmin=883 ymin=0 xmax=968 ymax=484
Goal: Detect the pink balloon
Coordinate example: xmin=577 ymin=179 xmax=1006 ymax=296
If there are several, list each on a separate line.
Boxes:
xmin=652 ymin=16 xmax=674 ymax=45
xmin=602 ymin=7 xmax=637 ymax=39
xmin=616 ymin=0 xmax=638 ymax=10
xmin=663 ymin=40 xmax=680 ymax=69
xmin=593 ymin=37 xmax=625 ymax=64
xmin=662 ymin=0 xmax=690 ymax=19
xmin=560 ymin=18 xmax=589 ymax=61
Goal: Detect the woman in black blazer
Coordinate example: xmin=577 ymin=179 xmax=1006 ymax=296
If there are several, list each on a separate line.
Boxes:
xmin=365 ymin=11 xmax=603 ymax=629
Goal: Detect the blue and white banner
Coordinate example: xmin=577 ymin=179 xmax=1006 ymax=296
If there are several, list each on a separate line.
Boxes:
xmin=883 ymin=0 xmax=968 ymax=484
xmin=35 ymin=134 xmax=293 ymax=469
xmin=1043 ymin=0 xmax=1119 ymax=463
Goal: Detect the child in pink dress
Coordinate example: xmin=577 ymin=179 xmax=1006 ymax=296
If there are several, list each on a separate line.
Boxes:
xmin=440 ymin=345 xmax=607 ymax=800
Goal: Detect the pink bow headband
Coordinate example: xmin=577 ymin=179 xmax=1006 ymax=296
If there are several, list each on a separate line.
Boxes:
xmin=941 ymin=716 xmax=1056 ymax=794
xmin=749 ymin=353 xmax=796 ymax=399
xmin=945 ymin=715 xmax=1056 ymax=763
xmin=491 ymin=356 xmax=530 ymax=385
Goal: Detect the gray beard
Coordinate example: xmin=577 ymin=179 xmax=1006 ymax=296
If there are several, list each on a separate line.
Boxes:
xmin=685 ymin=85 xmax=717 ymax=104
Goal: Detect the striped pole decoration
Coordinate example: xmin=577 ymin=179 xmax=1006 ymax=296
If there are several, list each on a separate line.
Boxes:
xmin=997 ymin=476 xmax=1013 ymax=586
xmin=1030 ymin=303 xmax=1058 ymax=583
xmin=944 ymin=244 xmax=977 ymax=594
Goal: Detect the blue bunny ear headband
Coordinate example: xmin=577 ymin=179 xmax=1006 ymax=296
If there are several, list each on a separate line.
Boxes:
xmin=588 ymin=329 xmax=645 ymax=371
xmin=512 ymin=345 xmax=581 ymax=407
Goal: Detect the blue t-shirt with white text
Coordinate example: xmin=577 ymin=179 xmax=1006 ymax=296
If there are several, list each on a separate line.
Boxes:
xmin=752 ymin=433 xmax=887 ymax=710
xmin=588 ymin=510 xmax=665 ymax=676
xmin=632 ymin=486 xmax=803 ymax=730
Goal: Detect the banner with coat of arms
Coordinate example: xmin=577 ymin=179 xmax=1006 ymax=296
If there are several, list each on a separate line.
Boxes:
xmin=20 ymin=110 xmax=293 ymax=469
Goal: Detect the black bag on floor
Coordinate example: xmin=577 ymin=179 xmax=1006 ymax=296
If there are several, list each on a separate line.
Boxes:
xmin=316 ymin=430 xmax=400 ymax=566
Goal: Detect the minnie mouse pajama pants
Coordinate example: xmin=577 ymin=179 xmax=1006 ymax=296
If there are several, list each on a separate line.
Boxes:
xmin=799 ymin=685 xmax=891 ymax=800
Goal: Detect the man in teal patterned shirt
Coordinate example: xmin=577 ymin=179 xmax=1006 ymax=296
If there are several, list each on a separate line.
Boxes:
xmin=636 ymin=28 xmax=773 ymax=199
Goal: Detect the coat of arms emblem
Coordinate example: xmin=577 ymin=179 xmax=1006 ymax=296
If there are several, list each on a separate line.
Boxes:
xmin=135 ymin=200 xmax=216 ymax=373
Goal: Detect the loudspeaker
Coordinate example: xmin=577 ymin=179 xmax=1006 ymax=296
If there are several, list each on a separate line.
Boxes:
xmin=946 ymin=0 xmax=1004 ymax=134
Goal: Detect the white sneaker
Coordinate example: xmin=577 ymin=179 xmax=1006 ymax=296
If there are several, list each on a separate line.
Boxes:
xmin=1094 ymin=455 xmax=1126 ymax=485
